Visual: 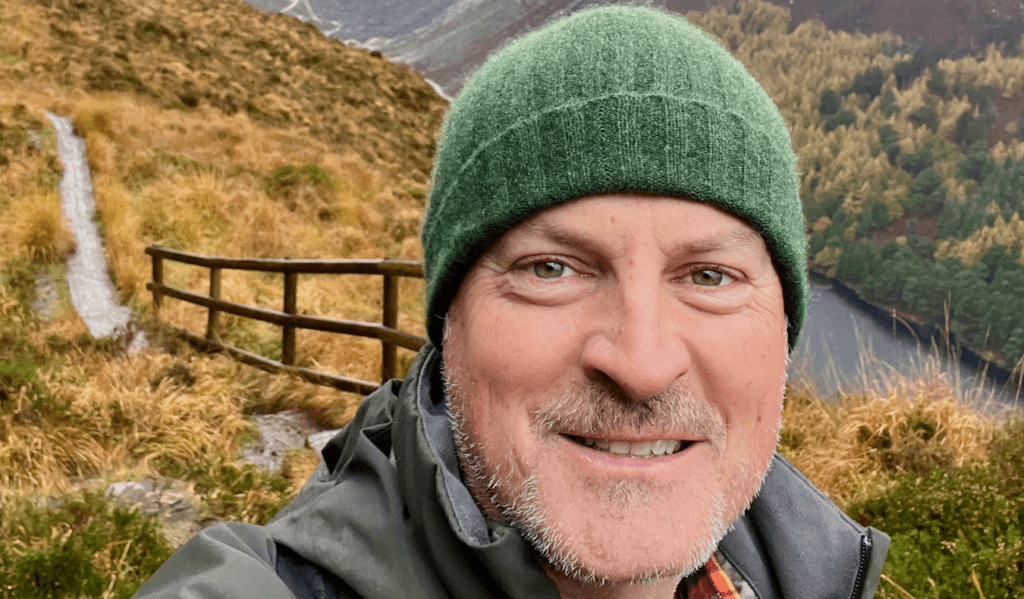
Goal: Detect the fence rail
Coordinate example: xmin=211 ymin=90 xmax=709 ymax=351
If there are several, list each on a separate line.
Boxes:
xmin=145 ymin=245 xmax=427 ymax=395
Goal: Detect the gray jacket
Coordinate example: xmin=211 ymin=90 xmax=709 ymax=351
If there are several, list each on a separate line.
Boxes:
xmin=133 ymin=346 xmax=889 ymax=599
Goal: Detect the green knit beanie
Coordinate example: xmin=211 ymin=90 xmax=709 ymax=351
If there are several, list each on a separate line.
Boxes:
xmin=422 ymin=5 xmax=808 ymax=349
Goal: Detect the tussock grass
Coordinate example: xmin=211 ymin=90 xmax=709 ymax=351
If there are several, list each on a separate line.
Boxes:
xmin=0 ymin=351 xmax=256 ymax=493
xmin=781 ymin=376 xmax=997 ymax=509
xmin=780 ymin=345 xmax=1021 ymax=598
xmin=9 ymin=189 xmax=75 ymax=264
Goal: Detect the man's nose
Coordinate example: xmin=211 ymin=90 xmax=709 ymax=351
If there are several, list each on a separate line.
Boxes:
xmin=580 ymin=280 xmax=691 ymax=401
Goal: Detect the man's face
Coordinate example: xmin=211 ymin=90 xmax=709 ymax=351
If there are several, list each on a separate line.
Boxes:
xmin=443 ymin=194 xmax=788 ymax=586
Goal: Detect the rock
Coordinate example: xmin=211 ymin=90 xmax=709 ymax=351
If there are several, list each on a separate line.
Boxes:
xmin=239 ymin=408 xmax=324 ymax=472
xmin=307 ymin=429 xmax=342 ymax=455
xmin=159 ymin=491 xmax=185 ymax=508
xmin=104 ymin=477 xmax=208 ymax=547
xmin=104 ymin=481 xmax=150 ymax=502
xmin=33 ymin=271 xmax=60 ymax=320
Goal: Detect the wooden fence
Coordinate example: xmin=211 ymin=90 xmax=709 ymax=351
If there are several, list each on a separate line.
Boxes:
xmin=145 ymin=245 xmax=426 ymax=395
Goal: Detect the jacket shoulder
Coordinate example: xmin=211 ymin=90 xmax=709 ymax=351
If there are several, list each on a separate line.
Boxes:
xmin=131 ymin=522 xmax=297 ymax=599
xmin=718 ymin=454 xmax=890 ymax=599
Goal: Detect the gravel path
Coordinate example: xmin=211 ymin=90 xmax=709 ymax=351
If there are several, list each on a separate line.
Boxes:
xmin=45 ymin=112 xmax=147 ymax=351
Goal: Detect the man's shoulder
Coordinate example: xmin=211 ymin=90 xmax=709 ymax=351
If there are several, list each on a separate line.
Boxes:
xmin=132 ymin=521 xmax=298 ymax=598
xmin=718 ymin=454 xmax=890 ymax=599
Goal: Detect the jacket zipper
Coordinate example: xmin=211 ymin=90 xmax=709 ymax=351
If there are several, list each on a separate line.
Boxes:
xmin=849 ymin=534 xmax=872 ymax=599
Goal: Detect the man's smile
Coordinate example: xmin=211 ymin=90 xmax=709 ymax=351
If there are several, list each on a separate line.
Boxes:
xmin=563 ymin=434 xmax=692 ymax=458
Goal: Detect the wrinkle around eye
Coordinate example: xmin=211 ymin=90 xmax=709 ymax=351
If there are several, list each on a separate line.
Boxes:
xmin=500 ymin=256 xmax=597 ymax=304
xmin=672 ymin=267 xmax=753 ymax=313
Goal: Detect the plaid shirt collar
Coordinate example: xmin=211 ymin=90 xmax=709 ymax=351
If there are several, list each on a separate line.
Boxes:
xmin=678 ymin=554 xmax=741 ymax=599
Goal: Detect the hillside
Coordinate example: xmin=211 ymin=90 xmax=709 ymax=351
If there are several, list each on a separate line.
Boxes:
xmin=1 ymin=0 xmax=448 ymax=502
xmin=4 ymin=0 xmax=445 ymax=181
xmin=325 ymin=0 xmax=1024 ymax=97
xmin=364 ymin=0 xmax=1024 ymax=370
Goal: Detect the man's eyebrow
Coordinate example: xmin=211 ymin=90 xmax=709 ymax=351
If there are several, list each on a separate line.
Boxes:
xmin=666 ymin=226 xmax=765 ymax=255
xmin=512 ymin=220 xmax=603 ymax=252
xmin=512 ymin=219 xmax=765 ymax=255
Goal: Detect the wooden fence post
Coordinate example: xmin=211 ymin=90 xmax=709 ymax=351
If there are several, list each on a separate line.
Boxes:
xmin=283 ymin=271 xmax=298 ymax=366
xmin=382 ymin=273 xmax=398 ymax=382
xmin=151 ymin=252 xmax=163 ymax=317
xmin=207 ymin=267 xmax=222 ymax=341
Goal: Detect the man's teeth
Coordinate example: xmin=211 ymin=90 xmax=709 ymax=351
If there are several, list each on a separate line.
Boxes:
xmin=581 ymin=437 xmax=683 ymax=457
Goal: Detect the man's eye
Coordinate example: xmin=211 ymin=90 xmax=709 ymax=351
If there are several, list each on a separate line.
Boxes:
xmin=691 ymin=268 xmax=733 ymax=286
xmin=532 ymin=261 xmax=572 ymax=279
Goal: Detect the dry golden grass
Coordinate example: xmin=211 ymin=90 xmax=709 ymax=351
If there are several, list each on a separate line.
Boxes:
xmin=239 ymin=369 xmax=363 ymax=430
xmin=280 ymin=447 xmax=323 ymax=492
xmin=10 ymin=189 xmax=75 ymax=263
xmin=0 ymin=351 xmax=257 ymax=494
xmin=0 ymin=88 xmax=431 ymax=389
xmin=780 ymin=367 xmax=1001 ymax=509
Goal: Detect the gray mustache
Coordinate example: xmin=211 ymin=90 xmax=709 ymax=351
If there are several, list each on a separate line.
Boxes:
xmin=530 ymin=382 xmax=726 ymax=454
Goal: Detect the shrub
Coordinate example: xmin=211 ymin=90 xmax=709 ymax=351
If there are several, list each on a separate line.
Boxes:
xmin=847 ymin=419 xmax=1024 ymax=599
xmin=849 ymin=66 xmax=886 ymax=99
xmin=13 ymin=191 xmax=75 ymax=264
xmin=953 ymin=110 xmax=974 ymax=146
xmin=959 ymin=151 xmax=996 ymax=183
xmin=907 ymin=167 xmax=945 ymax=215
xmin=0 ymin=360 xmax=38 ymax=404
xmin=879 ymin=91 xmax=899 ymax=117
xmin=0 ymin=258 xmax=40 ymax=356
xmin=878 ymin=124 xmax=901 ymax=166
xmin=153 ymin=456 xmax=293 ymax=525
xmin=901 ymin=149 xmax=934 ymax=176
xmin=265 ymin=164 xmax=336 ymax=212
xmin=927 ymin=68 xmax=950 ymax=99
xmin=0 ymin=492 xmax=174 ymax=599
xmin=894 ymin=59 xmax=923 ymax=89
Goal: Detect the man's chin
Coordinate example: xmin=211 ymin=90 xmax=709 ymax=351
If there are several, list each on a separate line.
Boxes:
xmin=505 ymin=476 xmax=731 ymax=586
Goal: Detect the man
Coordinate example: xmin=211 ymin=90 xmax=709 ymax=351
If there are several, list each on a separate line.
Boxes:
xmin=134 ymin=6 xmax=889 ymax=599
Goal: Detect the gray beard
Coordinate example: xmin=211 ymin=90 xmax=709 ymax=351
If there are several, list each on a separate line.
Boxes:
xmin=442 ymin=365 xmax=772 ymax=587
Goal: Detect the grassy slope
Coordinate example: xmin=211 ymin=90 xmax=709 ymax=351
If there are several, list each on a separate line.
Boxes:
xmin=1 ymin=0 xmax=1022 ymax=597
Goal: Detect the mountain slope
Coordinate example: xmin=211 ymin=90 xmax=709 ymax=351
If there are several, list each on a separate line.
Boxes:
xmin=17 ymin=0 xmax=446 ymax=182
xmin=294 ymin=0 xmax=1022 ymax=97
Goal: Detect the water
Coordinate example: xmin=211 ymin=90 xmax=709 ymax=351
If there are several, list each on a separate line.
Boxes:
xmin=789 ymin=275 xmax=1021 ymax=407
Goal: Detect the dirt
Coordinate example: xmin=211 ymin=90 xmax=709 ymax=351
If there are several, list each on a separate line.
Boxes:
xmin=991 ymin=92 xmax=1024 ymax=148
xmin=872 ymin=213 xmax=941 ymax=244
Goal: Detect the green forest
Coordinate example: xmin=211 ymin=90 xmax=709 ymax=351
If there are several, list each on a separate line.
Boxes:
xmin=689 ymin=1 xmax=1024 ymax=369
